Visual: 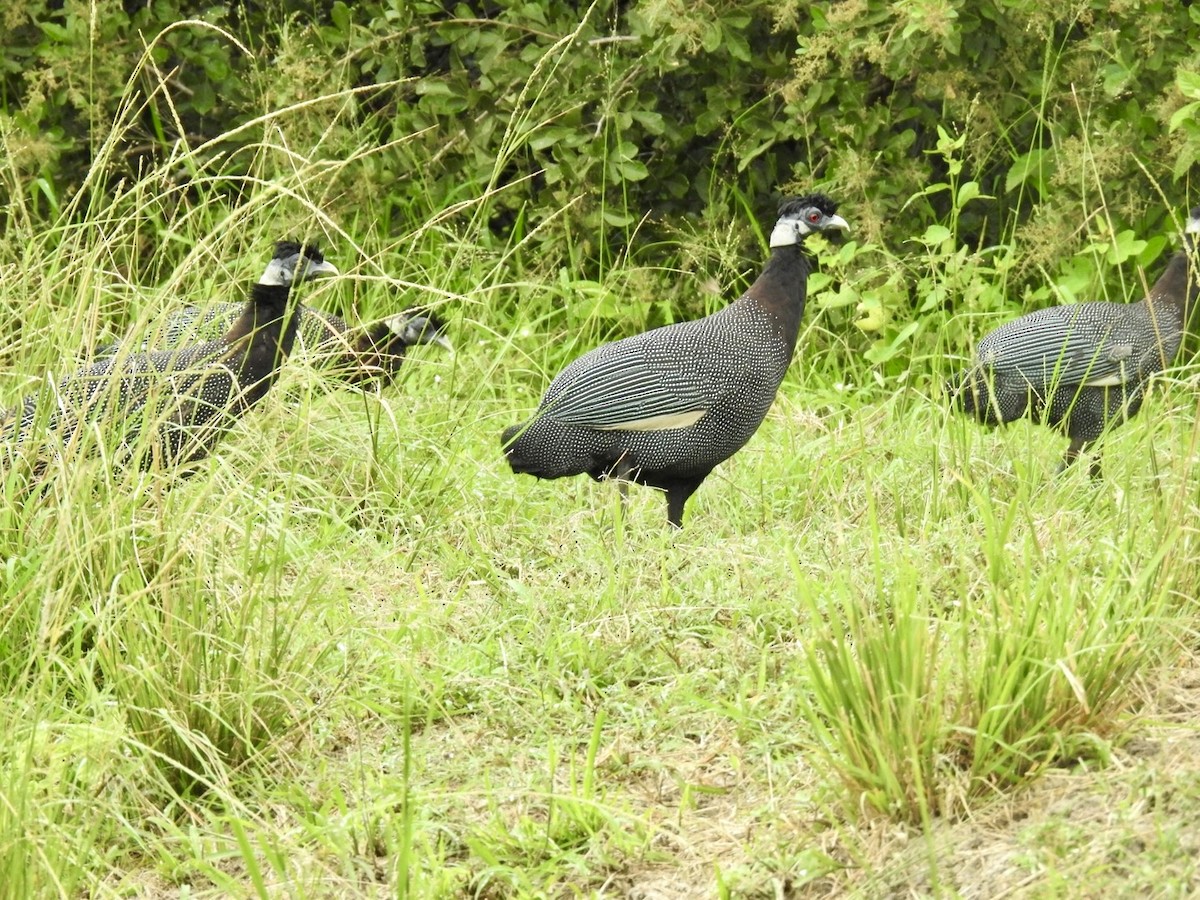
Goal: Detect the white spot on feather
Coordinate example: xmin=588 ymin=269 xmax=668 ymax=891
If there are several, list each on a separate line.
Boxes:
xmin=591 ymin=409 xmax=706 ymax=432
xmin=1082 ymin=373 xmax=1127 ymax=387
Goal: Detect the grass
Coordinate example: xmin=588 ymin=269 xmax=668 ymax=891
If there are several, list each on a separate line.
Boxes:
xmin=3 ymin=37 xmax=1200 ymax=900
xmin=3 ymin=270 xmax=1199 ymax=896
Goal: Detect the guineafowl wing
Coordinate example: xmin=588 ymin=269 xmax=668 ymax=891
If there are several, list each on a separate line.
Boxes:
xmin=166 ymin=303 xmax=346 ymax=351
xmin=979 ymin=303 xmax=1138 ymax=389
xmin=539 ymin=323 xmax=738 ymax=431
xmin=101 ymin=303 xmax=345 ymax=359
xmin=302 ymin=308 xmax=350 ymax=341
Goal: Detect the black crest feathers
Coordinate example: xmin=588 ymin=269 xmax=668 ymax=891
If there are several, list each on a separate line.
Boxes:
xmin=273 ymin=240 xmax=325 ymax=263
xmin=777 ymin=194 xmax=838 ymax=218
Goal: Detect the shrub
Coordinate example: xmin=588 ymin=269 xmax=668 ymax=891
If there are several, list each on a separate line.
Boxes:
xmin=3 ymin=0 xmax=1198 ymax=370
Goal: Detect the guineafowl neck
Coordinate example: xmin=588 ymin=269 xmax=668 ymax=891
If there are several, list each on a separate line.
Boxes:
xmin=226 ymin=283 xmax=303 ymax=391
xmin=1186 ymin=241 xmax=1200 ymax=323
xmin=1146 ymin=248 xmax=1195 ymax=325
xmin=254 ymin=284 xmax=302 ymax=356
xmin=744 ymin=245 xmax=812 ymax=346
xmin=343 ymin=323 xmax=405 ymax=385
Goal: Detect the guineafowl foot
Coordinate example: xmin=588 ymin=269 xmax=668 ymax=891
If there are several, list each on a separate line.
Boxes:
xmin=1058 ymin=439 xmax=1100 ymax=479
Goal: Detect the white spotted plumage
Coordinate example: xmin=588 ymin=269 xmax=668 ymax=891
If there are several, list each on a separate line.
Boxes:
xmin=525 ymin=299 xmax=790 ymax=476
xmin=1 ymin=241 xmax=338 ymax=472
xmin=954 ymin=206 xmax=1200 ymax=473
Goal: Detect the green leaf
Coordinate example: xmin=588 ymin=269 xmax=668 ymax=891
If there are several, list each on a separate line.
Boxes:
xmin=1102 ymin=62 xmax=1130 ymax=97
xmin=519 ymin=2 xmax=547 ymax=25
xmin=892 ymin=320 xmax=921 ymax=345
xmin=331 ymin=2 xmax=351 ymax=31
xmin=1168 ymin=101 xmax=1200 ymax=133
xmin=956 ymin=181 xmax=980 ymax=207
xmin=806 ymin=273 xmax=833 ymax=293
xmin=1177 ymin=70 xmax=1200 ymax=100
xmin=630 ymin=110 xmax=665 ymax=134
xmin=600 ymin=208 xmax=634 ymax=227
xmin=724 ymin=27 xmax=751 ymax=62
xmin=855 ymin=297 xmax=888 ymax=332
xmin=737 ymin=137 xmax=778 ymax=172
xmin=918 ymin=283 xmax=947 ymax=313
xmin=863 ymin=341 xmax=895 ymax=364
xmin=528 ymin=126 xmax=574 ymax=151
xmin=1105 ymin=230 xmax=1147 ymax=266
xmin=616 ymin=159 xmax=649 ymax=181
xmin=1174 ymin=145 xmax=1200 ymax=180
xmin=1137 ymin=234 xmax=1168 ymax=267
xmin=863 ymin=320 xmax=920 ymax=362
xmin=815 ymin=283 xmax=860 ymax=310
xmin=916 ymin=182 xmax=951 ymax=199
xmin=415 ymin=78 xmax=451 ymax=97
xmin=918 ymin=224 xmax=953 ymax=247
xmin=191 ymin=82 xmax=216 ymax=115
xmin=40 ymin=22 xmax=70 ymax=40
xmin=1006 ymin=149 xmax=1052 ymax=195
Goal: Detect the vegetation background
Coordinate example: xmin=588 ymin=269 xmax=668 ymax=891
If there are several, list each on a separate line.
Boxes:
xmin=1 ymin=0 xmax=1200 ymax=896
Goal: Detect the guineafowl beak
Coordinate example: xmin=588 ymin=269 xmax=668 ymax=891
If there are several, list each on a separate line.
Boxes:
xmin=433 ymin=334 xmax=454 ymax=353
xmin=303 ymin=259 xmax=340 ymax=280
xmin=826 ymin=214 xmax=850 ymax=232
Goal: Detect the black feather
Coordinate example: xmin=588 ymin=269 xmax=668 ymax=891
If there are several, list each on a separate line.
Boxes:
xmin=778 ymin=193 xmax=839 ymax=218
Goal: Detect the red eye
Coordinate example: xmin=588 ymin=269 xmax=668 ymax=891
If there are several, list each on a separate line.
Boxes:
xmin=808 ymin=211 xmax=821 ymax=223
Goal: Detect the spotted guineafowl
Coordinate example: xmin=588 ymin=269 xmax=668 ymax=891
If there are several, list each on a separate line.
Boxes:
xmin=1 ymin=240 xmax=338 ymax=474
xmin=97 ymin=304 xmax=451 ymax=387
xmin=952 ymin=206 xmax=1200 ymax=476
xmin=501 ymin=194 xmax=849 ymax=527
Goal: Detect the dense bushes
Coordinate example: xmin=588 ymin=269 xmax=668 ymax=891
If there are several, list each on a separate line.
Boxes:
xmin=2 ymin=0 xmax=1198 ymax=365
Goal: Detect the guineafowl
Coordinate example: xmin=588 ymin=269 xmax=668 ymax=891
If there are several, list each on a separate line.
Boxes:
xmin=952 ymin=206 xmax=1200 ymax=476
xmin=1 ymin=240 xmax=338 ymax=474
xmin=97 ymin=304 xmax=451 ymax=387
xmin=501 ymin=194 xmax=849 ymax=527
xmin=330 ymin=309 xmax=451 ymax=385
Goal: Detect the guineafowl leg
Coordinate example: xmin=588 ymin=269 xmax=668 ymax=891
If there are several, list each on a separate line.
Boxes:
xmin=1059 ymin=438 xmax=1100 ymax=477
xmin=613 ymin=456 xmax=633 ymax=512
xmin=1059 ymin=439 xmax=1082 ymax=472
xmin=664 ymin=479 xmax=703 ymax=529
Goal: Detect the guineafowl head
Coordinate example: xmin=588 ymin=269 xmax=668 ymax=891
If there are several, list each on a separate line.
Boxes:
xmin=259 ymin=241 xmax=340 ymax=286
xmin=770 ymin=194 xmax=850 ymax=247
xmin=384 ymin=308 xmax=453 ymax=351
xmin=1187 ymin=207 xmax=1200 ymax=238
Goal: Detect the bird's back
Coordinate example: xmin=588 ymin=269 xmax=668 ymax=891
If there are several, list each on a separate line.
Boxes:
xmin=57 ymin=339 xmax=230 ymax=425
xmin=516 ymin=296 xmax=791 ymax=479
xmin=958 ymin=298 xmax=1179 ymax=438
xmin=976 ymin=300 xmax=1175 ymax=391
xmin=101 ymin=303 xmax=349 ymax=358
